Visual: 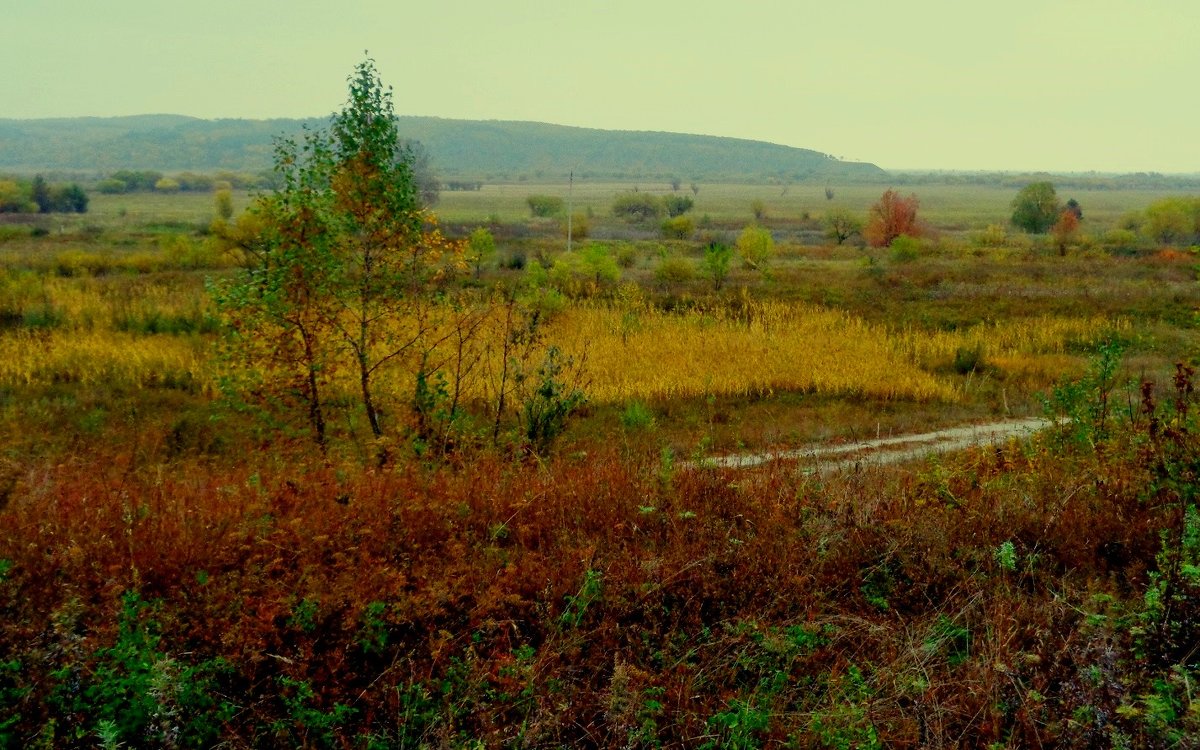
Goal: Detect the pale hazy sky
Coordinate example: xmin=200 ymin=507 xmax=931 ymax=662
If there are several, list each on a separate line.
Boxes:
xmin=4 ymin=0 xmax=1197 ymax=173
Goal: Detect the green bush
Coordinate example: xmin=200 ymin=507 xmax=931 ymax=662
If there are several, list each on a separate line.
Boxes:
xmin=1102 ymin=228 xmax=1143 ymax=256
xmin=952 ymin=344 xmax=985 ymax=375
xmin=564 ymin=212 xmax=589 ymax=239
xmin=615 ymin=243 xmax=638 ymax=268
xmin=654 ymin=256 xmax=696 ymax=285
xmin=96 ymin=179 xmax=127 ymax=195
xmin=620 ymin=401 xmax=656 ymax=431
xmin=888 ymin=234 xmax=921 ymax=263
xmin=612 ymin=192 xmax=663 ymax=223
xmin=526 ymin=194 xmax=564 ymax=217
xmin=736 ymin=225 xmax=774 ymax=269
xmin=701 ymin=242 xmax=733 ymax=290
xmin=664 ymin=194 xmax=694 ymax=217
xmin=660 ymin=215 xmax=694 ymax=240
xmin=522 ymin=346 xmax=587 ymax=456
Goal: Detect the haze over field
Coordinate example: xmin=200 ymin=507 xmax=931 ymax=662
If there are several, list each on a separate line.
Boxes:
xmin=3 ymin=1 xmax=1199 ymax=173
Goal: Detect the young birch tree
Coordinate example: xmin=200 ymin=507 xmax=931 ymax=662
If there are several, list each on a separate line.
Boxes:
xmin=215 ymin=57 xmax=465 ymax=455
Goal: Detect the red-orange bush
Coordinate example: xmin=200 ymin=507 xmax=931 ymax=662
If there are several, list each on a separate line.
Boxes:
xmin=0 ymin=399 xmax=1195 ymax=746
xmin=864 ymin=189 xmax=921 ymax=247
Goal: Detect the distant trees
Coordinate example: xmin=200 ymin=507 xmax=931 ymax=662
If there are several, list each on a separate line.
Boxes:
xmin=31 ymin=176 xmax=51 ymax=213
xmin=405 ymin=139 xmax=440 ymax=207
xmin=864 ymin=189 xmax=920 ymax=247
xmin=111 ymin=170 xmax=164 ymax=192
xmin=96 ymin=179 xmax=127 ymax=195
xmin=100 ymin=169 xmax=266 ymax=194
xmin=0 ymin=176 xmax=87 ymax=213
xmin=0 ymin=181 xmax=32 ymax=213
xmin=53 ymin=183 xmax=88 ymax=213
xmin=1010 ymin=181 xmax=1060 ymax=233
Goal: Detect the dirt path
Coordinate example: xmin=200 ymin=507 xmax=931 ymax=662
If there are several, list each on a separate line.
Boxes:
xmin=693 ymin=416 xmax=1055 ymax=471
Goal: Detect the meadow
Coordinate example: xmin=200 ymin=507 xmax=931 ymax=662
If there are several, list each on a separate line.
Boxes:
xmin=0 ymin=175 xmax=1198 ymax=748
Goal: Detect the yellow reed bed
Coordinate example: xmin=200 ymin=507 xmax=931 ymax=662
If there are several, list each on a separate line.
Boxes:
xmin=546 ymin=302 xmax=958 ymax=404
xmin=0 ymin=330 xmax=210 ymax=390
xmin=892 ymin=315 xmax=1129 ymax=368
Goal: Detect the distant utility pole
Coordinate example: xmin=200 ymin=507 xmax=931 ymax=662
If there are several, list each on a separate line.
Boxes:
xmin=566 ymin=170 xmax=574 ymax=253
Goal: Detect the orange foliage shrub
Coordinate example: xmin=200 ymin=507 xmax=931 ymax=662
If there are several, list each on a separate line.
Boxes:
xmin=864 ymin=189 xmax=921 ymax=247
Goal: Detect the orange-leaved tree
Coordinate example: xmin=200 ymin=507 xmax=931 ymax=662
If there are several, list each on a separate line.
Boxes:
xmin=1052 ymin=209 xmax=1080 ymax=256
xmin=864 ymin=189 xmax=921 ymax=247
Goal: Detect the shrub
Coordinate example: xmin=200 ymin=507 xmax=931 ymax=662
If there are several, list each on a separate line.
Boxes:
xmin=619 ymin=400 xmax=656 ymax=431
xmin=660 ymin=215 xmax=694 ymax=240
xmin=527 ymin=194 xmax=564 ymax=217
xmin=751 ymin=199 xmax=766 ymax=221
xmin=1143 ymin=197 xmax=1198 ymax=246
xmin=615 ymin=243 xmax=638 ymax=268
xmin=736 ymin=225 xmax=775 ymax=270
xmin=1102 ymin=228 xmax=1142 ymax=256
xmin=972 ymin=224 xmax=1009 ymax=248
xmin=952 ymin=344 xmax=986 ymax=375
xmin=214 ymin=189 xmax=234 ymax=222
xmin=521 ymin=346 xmax=586 ymax=456
xmin=664 ymin=195 xmax=694 ymax=217
xmin=654 ymin=256 xmax=696 ymax=285
xmin=612 ymin=192 xmax=663 ymax=223
xmin=96 ymin=179 xmax=127 ymax=195
xmin=502 ymin=251 xmax=527 ymax=270
xmin=467 ymin=227 xmax=496 ymax=276
xmin=701 ymin=242 xmax=734 ymax=290
xmin=888 ymin=234 xmax=921 ymax=263
xmin=564 ymin=212 xmax=589 ymax=240
xmin=581 ymin=243 xmax=621 ymax=286
xmin=154 ymin=178 xmax=181 ymax=194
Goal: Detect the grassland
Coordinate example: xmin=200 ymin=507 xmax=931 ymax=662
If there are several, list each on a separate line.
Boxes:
xmin=0 ymin=180 xmax=1198 ymax=747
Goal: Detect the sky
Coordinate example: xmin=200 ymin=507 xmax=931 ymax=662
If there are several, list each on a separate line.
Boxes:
xmin=4 ymin=0 xmax=1198 ymax=173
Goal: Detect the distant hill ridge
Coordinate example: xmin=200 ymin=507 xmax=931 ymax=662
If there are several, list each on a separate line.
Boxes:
xmin=0 ymin=114 xmax=886 ymax=181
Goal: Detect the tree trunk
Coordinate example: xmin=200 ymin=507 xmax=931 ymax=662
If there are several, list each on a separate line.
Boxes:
xmin=301 ymin=328 xmax=327 ymax=453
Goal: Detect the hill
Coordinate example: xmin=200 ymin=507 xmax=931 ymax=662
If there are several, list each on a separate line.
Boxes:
xmin=0 ymin=115 xmax=886 ymax=182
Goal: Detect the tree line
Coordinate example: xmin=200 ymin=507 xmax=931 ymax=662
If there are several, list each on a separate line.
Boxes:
xmin=0 ymin=175 xmax=87 ymax=213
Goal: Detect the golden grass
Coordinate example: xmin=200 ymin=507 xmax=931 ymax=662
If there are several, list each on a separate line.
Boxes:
xmin=549 ymin=302 xmax=957 ymax=403
xmin=892 ymin=315 xmax=1130 ymax=368
xmin=0 ymin=330 xmax=209 ymax=390
xmin=0 ymin=276 xmax=1128 ymax=410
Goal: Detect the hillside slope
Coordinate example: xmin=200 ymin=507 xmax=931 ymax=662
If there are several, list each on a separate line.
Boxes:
xmin=0 ymin=115 xmax=885 ymax=181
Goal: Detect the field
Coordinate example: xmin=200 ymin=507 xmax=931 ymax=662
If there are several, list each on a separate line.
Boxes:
xmin=1 ymin=173 xmax=1199 ymax=748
